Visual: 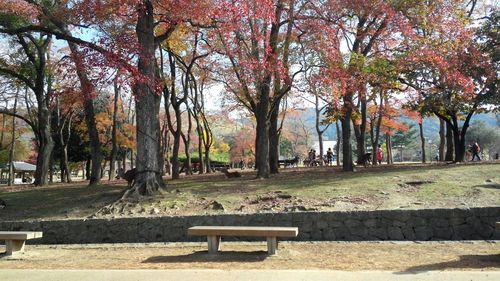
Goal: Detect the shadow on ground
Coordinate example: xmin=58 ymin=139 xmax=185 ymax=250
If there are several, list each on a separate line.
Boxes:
xmin=473 ymin=183 xmax=500 ymax=189
xmin=397 ymin=254 xmax=500 ymax=273
xmin=143 ymin=250 xmax=269 ymax=263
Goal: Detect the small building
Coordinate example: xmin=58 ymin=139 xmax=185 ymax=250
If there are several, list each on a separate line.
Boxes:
xmin=0 ymin=161 xmax=36 ymax=184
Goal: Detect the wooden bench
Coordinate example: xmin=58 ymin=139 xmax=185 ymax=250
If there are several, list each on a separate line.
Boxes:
xmin=496 ymin=222 xmax=500 ymax=229
xmin=187 ymin=226 xmax=298 ymax=255
xmin=0 ymin=231 xmax=43 ymax=256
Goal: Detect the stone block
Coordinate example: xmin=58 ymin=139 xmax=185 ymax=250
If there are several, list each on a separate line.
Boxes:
xmin=348 ymin=226 xmax=368 ymax=238
xmin=402 ymin=226 xmax=416 ymax=240
xmin=407 ymin=216 xmax=427 ymax=227
xmin=388 ymin=227 xmax=404 ymax=240
xmin=345 ymin=219 xmax=362 ymax=228
xmin=369 ymin=227 xmax=388 ymax=240
xmin=414 ymin=226 xmax=433 ymax=240
xmin=334 ymin=227 xmax=350 ymax=239
xmin=330 ymin=221 xmax=344 ymax=228
xmin=363 ymin=219 xmax=378 ymax=228
xmin=317 ymin=220 xmax=329 ymax=229
xmin=449 ymin=217 xmax=466 ymax=226
xmin=433 ymin=227 xmax=453 ymax=240
xmin=452 ymin=224 xmax=473 ymax=239
xmin=430 ymin=218 xmax=449 ymax=228
xmin=322 ymin=228 xmax=336 ymax=240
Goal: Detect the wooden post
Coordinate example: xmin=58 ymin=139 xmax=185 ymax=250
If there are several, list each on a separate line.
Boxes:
xmin=267 ymin=237 xmax=277 ymax=255
xmin=207 ymin=235 xmax=220 ymax=254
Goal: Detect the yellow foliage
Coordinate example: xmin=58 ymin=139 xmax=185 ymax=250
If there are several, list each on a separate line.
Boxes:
xmin=157 ymin=24 xmax=189 ymax=54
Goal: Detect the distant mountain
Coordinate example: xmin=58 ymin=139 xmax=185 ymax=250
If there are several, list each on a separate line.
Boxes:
xmin=300 ymin=108 xmax=499 ymax=141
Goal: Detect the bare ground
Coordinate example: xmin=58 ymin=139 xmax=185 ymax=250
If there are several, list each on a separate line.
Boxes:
xmin=1 ymin=241 xmax=499 ymax=271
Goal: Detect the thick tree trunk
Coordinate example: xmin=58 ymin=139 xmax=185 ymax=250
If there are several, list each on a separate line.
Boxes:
xmin=335 ymin=121 xmax=341 ymax=166
xmin=451 ymin=116 xmax=469 ymax=162
xmin=67 ymin=42 xmax=102 ymax=186
xmin=33 ymin=112 xmax=54 ymax=186
xmin=439 ymin=119 xmax=445 ymax=161
xmin=84 ymin=100 xmax=102 ymax=186
xmin=419 ymin=122 xmax=426 ymax=163
xmin=445 ymin=122 xmax=454 ymax=161
xmin=269 ymin=101 xmax=280 ymax=173
xmin=341 ymin=94 xmax=354 ymax=171
xmin=123 ymin=1 xmax=166 ymax=198
xmin=314 ymin=93 xmax=324 ymax=166
xmin=255 ymin=99 xmax=270 ymax=178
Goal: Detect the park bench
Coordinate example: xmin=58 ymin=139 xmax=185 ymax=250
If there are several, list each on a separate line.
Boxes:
xmin=0 ymin=231 xmax=43 ymax=256
xmin=187 ymin=226 xmax=298 ymax=255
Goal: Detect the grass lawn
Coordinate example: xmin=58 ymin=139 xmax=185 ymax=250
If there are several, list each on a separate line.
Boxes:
xmin=0 ymin=162 xmax=499 ymax=221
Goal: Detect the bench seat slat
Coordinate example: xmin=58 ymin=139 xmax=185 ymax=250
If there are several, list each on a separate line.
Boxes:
xmin=0 ymin=231 xmax=43 ymax=240
xmin=188 ymin=226 xmax=298 ymax=237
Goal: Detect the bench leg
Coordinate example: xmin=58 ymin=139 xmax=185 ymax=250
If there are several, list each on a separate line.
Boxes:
xmin=207 ymin=236 xmax=220 ymax=254
xmin=267 ymin=237 xmax=277 ymax=255
xmin=5 ymin=240 xmax=26 ymax=255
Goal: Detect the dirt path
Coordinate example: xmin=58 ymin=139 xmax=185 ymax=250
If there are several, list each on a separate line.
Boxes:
xmin=1 ymin=241 xmax=499 ymax=271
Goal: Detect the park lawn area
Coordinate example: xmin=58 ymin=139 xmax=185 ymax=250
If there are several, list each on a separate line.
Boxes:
xmin=0 ymin=162 xmax=499 ymax=221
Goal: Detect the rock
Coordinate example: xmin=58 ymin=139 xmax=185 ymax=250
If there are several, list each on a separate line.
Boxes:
xmin=175 ymin=189 xmax=181 ymax=193
xmin=485 ymin=179 xmax=493 ymax=183
xmin=150 ymin=208 xmax=160 ymax=215
xmin=1 ymin=198 xmax=8 ymax=208
xmin=210 ymin=201 xmax=225 ymax=211
xmin=278 ymin=194 xmax=292 ymax=199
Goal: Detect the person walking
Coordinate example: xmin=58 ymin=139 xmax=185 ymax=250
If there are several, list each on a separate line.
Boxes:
xmin=376 ymin=144 xmax=384 ymax=165
xmin=471 ymin=142 xmax=481 ymax=161
xmin=326 ymin=148 xmax=333 ymax=166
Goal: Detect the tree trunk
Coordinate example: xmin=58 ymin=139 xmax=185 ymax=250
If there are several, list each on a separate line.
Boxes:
xmin=62 ymin=119 xmax=71 ymax=183
xmin=335 ymin=121 xmax=341 ymax=166
xmin=445 ymin=122 xmax=454 ymax=161
xmin=269 ymin=101 xmax=280 ymax=173
xmin=385 ymin=133 xmax=393 ymax=164
xmin=439 ymin=119 xmax=445 ymax=161
xmin=452 ymin=116 xmax=468 ymax=162
xmin=195 ymin=117 xmax=204 ymax=174
xmin=354 ymin=93 xmax=367 ymax=165
xmin=371 ymin=94 xmax=383 ymax=165
xmin=182 ymin=109 xmax=193 ymax=176
xmin=109 ymin=78 xmax=120 ymax=181
xmin=67 ymin=42 xmax=102 ymax=186
xmin=419 ymin=122 xmax=426 ymax=163
xmin=255 ymin=97 xmax=270 ymax=178
xmin=49 ymin=154 xmax=54 ymax=184
xmin=7 ymin=93 xmax=17 ymax=186
xmin=341 ymin=97 xmax=354 ymax=171
xmin=33 ymin=110 xmax=54 ymax=186
xmin=123 ymin=1 xmax=166 ymax=198
xmin=171 ymin=110 xmax=182 ymax=179
xmin=314 ymin=93 xmax=325 ymax=166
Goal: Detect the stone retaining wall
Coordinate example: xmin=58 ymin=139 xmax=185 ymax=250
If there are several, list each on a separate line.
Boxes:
xmin=1 ymin=207 xmax=499 ymax=244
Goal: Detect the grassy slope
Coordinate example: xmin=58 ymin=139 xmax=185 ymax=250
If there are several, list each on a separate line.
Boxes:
xmin=0 ymin=163 xmax=499 ymax=221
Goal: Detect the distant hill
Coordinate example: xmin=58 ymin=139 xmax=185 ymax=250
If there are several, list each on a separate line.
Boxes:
xmin=300 ymin=108 xmax=499 ymax=141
